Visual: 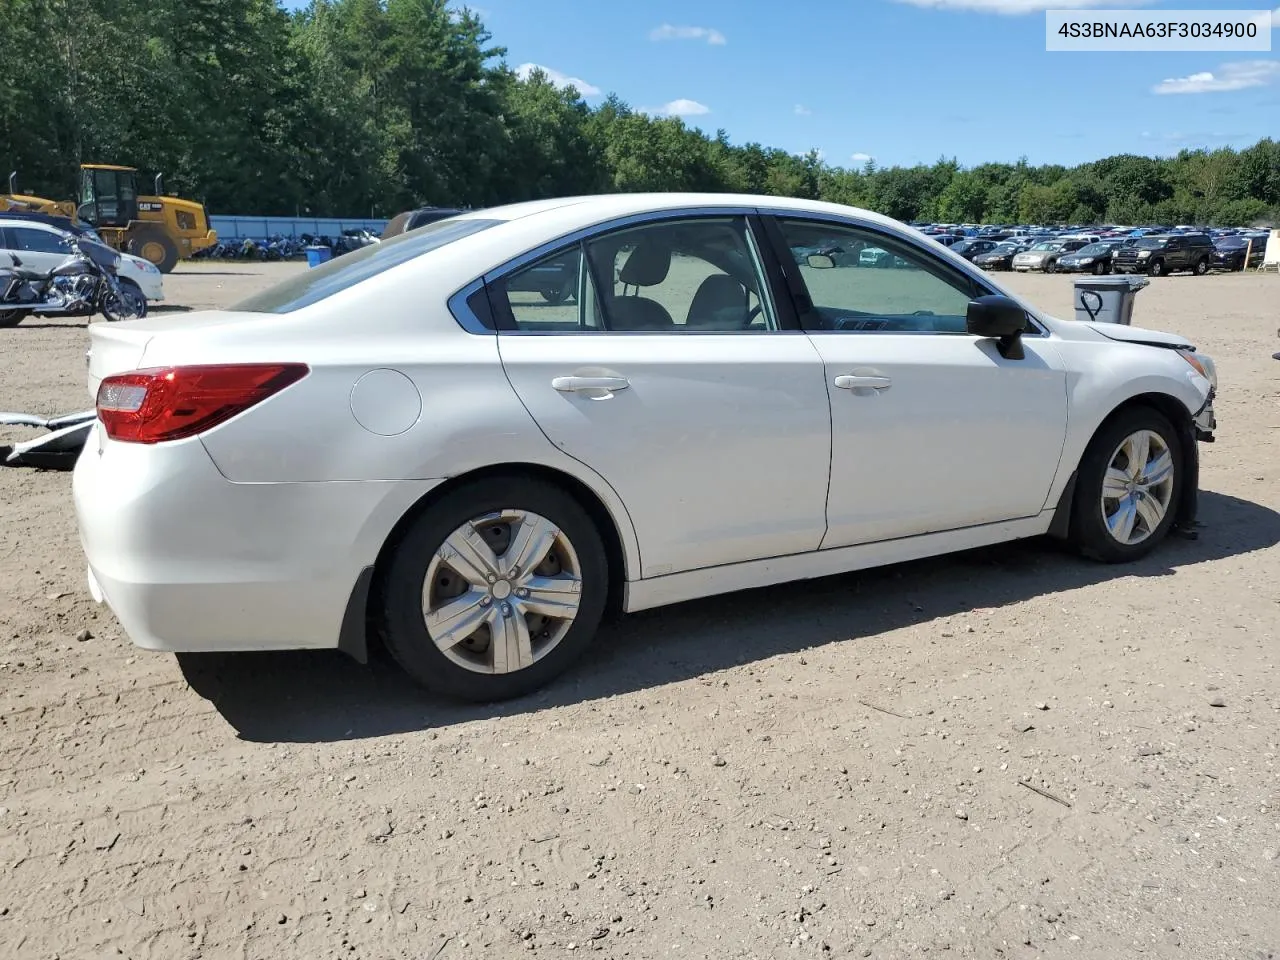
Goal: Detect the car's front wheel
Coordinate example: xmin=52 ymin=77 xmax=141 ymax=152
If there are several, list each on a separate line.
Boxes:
xmin=379 ymin=477 xmax=608 ymax=701
xmin=1193 ymin=257 xmax=1209 ymax=276
xmin=1045 ymin=259 xmax=1058 ymax=274
xmin=1069 ymin=407 xmax=1183 ymax=563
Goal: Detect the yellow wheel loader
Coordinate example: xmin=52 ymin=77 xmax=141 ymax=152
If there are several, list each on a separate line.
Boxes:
xmin=0 ymin=165 xmax=216 ymax=273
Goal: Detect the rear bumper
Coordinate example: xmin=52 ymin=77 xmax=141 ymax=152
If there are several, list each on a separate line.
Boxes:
xmin=72 ymin=424 xmax=440 ymax=654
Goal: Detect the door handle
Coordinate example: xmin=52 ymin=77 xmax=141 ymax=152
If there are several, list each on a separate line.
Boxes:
xmin=834 ymin=375 xmax=892 ymax=391
xmin=552 ymin=376 xmax=631 ymax=393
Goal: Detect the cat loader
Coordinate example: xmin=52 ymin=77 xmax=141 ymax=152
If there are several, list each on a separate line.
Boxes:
xmin=1 ymin=166 xmax=216 ymax=273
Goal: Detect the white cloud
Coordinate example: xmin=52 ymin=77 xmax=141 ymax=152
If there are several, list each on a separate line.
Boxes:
xmin=514 ymin=63 xmax=601 ymax=97
xmin=851 ymin=152 xmax=875 ymax=163
xmin=889 ymin=0 xmax=1144 ymax=12
xmin=1152 ymin=60 xmax=1280 ymax=95
xmin=642 ymin=98 xmax=711 ymax=117
xmin=794 ymin=104 xmax=812 ymax=115
xmin=649 ymin=23 xmax=727 ymax=44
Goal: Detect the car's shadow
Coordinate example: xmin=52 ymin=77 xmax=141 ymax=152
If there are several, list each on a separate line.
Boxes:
xmin=179 ymin=490 xmax=1280 ymax=744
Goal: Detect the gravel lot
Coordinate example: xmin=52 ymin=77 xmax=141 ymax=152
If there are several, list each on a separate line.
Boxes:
xmin=2 ymin=262 xmax=1278 ymax=960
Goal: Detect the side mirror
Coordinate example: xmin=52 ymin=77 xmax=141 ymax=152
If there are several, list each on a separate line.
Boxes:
xmin=10 ymin=252 xmax=22 ymax=267
xmin=806 ymin=253 xmax=835 ymax=270
xmin=966 ymin=295 xmax=1026 ymax=360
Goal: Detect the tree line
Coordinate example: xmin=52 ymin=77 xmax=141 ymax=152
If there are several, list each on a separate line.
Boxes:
xmin=2 ymin=0 xmax=1277 ymax=226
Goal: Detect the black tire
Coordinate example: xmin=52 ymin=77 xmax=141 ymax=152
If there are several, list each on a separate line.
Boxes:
xmin=1045 ymin=259 xmax=1058 ymax=274
xmin=1148 ymin=258 xmax=1166 ymax=277
xmin=1069 ymin=406 xmax=1184 ymax=564
xmin=378 ymin=477 xmax=609 ymax=701
xmin=127 ymin=228 xmax=179 ymax=274
xmin=100 ymin=280 xmax=147 ymax=322
xmin=1193 ymin=257 xmax=1209 ymax=276
xmin=1093 ymin=261 xmax=1106 ymax=275
xmin=540 ymin=278 xmax=574 ymax=305
xmin=0 ymin=308 xmax=29 ymax=328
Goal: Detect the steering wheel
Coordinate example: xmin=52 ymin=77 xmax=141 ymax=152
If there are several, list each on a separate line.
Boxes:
xmin=742 ymin=303 xmax=763 ymax=328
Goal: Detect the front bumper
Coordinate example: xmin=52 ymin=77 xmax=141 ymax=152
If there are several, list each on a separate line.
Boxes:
xmin=72 ymin=424 xmax=440 ymax=654
xmin=1194 ymin=389 xmax=1216 ymax=443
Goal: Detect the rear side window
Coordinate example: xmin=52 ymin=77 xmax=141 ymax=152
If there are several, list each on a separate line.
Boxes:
xmin=232 ymin=217 xmax=501 ymax=314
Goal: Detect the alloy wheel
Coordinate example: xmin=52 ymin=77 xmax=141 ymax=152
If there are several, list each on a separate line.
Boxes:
xmin=1100 ymin=430 xmax=1176 ymax=546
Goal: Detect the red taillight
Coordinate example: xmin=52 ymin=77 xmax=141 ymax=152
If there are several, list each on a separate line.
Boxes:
xmin=96 ymin=363 xmax=309 ymax=444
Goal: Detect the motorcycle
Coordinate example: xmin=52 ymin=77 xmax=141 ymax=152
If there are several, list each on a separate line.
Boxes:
xmin=0 ymin=234 xmax=145 ymax=327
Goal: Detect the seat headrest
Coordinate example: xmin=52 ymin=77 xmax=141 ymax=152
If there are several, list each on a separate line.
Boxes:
xmin=618 ymin=239 xmax=671 ymax=287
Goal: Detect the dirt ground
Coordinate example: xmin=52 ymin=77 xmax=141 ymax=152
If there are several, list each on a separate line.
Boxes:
xmin=2 ymin=261 xmax=1279 ymax=960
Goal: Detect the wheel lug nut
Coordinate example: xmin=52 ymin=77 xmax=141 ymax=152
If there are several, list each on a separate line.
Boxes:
xmin=501 ymin=603 xmax=512 ymax=616
xmin=480 ymin=596 xmax=492 ymax=607
xmin=486 ymin=574 xmax=497 ymax=584
xmin=517 ymin=588 xmax=529 ymax=599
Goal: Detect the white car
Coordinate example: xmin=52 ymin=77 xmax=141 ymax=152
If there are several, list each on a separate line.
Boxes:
xmin=72 ymin=194 xmax=1218 ymax=702
xmin=0 ymin=217 xmax=164 ymax=302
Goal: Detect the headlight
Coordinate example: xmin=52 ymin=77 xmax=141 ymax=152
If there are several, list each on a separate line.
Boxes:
xmin=1177 ymin=348 xmax=1216 ymax=387
xmin=1138 ymin=250 xmax=1151 ymax=257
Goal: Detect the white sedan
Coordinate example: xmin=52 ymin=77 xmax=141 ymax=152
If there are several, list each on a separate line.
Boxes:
xmin=0 ymin=216 xmax=164 ymax=302
xmin=72 ymin=194 xmax=1218 ymax=701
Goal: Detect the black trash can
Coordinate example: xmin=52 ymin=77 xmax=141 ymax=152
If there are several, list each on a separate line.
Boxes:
xmin=1072 ymin=275 xmax=1149 ymax=326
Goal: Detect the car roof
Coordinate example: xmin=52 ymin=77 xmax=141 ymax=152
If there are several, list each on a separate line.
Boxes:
xmin=451 ymin=193 xmax=919 ymax=238
xmin=0 ymin=213 xmax=75 ymax=233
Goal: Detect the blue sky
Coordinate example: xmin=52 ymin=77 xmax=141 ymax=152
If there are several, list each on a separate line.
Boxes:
xmin=286 ymin=0 xmax=1279 ymax=169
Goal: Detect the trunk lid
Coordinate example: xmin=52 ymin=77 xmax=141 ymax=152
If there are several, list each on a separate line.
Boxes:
xmin=86 ymin=310 xmax=271 ymax=400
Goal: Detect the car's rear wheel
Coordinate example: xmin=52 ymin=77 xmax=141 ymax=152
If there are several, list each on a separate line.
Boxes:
xmin=1193 ymin=257 xmax=1209 ymax=276
xmin=379 ymin=478 xmax=608 ymax=701
xmin=1069 ymin=407 xmax=1183 ymax=563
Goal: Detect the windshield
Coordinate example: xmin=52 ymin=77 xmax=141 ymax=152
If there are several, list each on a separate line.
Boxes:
xmin=232 ymin=217 xmax=501 ymax=314
xmin=1215 ymin=237 xmax=1247 ymax=248
xmin=1135 ymin=237 xmax=1169 ymax=249
xmin=991 ymin=242 xmax=1018 ymax=252
xmin=1030 ymin=241 xmax=1060 ymax=251
xmin=950 ymin=240 xmax=976 ymax=253
xmin=1077 ymin=243 xmax=1110 ymax=255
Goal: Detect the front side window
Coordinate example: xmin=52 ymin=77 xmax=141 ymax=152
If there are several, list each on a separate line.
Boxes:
xmin=775 ymin=218 xmax=981 ymax=334
xmin=490 ymin=216 xmax=779 ymax=333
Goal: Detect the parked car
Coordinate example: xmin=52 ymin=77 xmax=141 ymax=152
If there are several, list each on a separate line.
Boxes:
xmin=1012 ymin=239 xmax=1087 ymax=273
xmin=1 ymin=216 xmax=163 ymax=303
xmin=381 ymin=206 xmax=467 ymax=240
xmin=948 ymin=238 xmax=1001 ymax=262
xmin=74 ymin=193 xmax=1219 ymax=702
xmin=1112 ymin=233 xmax=1215 ymax=277
xmin=973 ymin=241 xmax=1022 ymax=271
xmin=1057 ymin=241 xmax=1123 ymax=275
xmin=1211 ymin=233 xmax=1268 ymax=272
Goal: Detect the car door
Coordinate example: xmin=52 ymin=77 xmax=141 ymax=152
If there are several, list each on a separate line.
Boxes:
xmin=765 ymin=214 xmax=1069 ymax=549
xmin=7 ymin=224 xmax=71 ymax=273
xmin=492 ymin=213 xmax=833 ymax=578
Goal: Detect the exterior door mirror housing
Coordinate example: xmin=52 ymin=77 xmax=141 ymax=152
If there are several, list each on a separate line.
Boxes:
xmin=966 ymin=295 xmax=1026 ymax=359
